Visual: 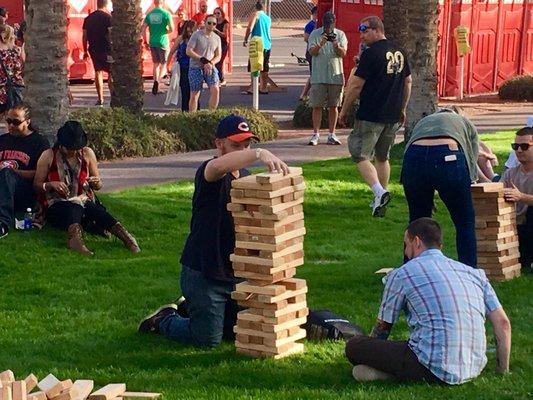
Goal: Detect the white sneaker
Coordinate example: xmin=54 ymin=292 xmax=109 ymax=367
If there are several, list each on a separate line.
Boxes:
xmin=372 ymin=191 xmax=391 ymax=217
xmin=327 ymin=134 xmax=342 ymax=145
xmin=352 ymin=365 xmax=393 ymax=381
xmin=308 ymin=133 xmax=320 ymax=146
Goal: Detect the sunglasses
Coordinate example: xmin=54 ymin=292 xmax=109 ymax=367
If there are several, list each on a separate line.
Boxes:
xmin=511 ymin=142 xmax=531 ymax=151
xmin=206 ymin=21 xmax=216 ymax=25
xmin=358 ymin=24 xmax=372 ymax=32
xmin=5 ymin=118 xmax=26 ymax=126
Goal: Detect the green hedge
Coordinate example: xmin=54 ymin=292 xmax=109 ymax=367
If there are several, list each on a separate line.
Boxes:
xmin=69 ymin=107 xmax=278 ymax=160
xmin=498 ymin=75 xmax=533 ymax=101
xmin=293 ymin=98 xmax=357 ymax=128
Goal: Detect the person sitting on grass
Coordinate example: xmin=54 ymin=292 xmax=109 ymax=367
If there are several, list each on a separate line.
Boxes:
xmin=138 ymin=114 xmax=289 ymax=348
xmin=0 ymin=104 xmax=49 ymax=238
xmin=345 ymin=217 xmax=511 ymax=384
xmin=33 ymin=121 xmax=140 ymax=256
xmin=501 ymin=127 xmax=533 ymax=271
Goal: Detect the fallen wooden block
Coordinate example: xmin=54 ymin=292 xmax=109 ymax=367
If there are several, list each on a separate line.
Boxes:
xmin=37 ymin=376 xmax=60 ymax=395
xmin=121 ymin=393 xmax=161 ymax=400
xmin=46 ymin=380 xmax=73 ymax=399
xmin=11 ymin=382 xmax=26 ymax=400
xmin=1 ymin=387 xmax=12 ymax=400
xmin=88 ymin=384 xmax=126 ymax=400
xmin=0 ymin=372 xmax=15 ymax=386
xmin=27 ymin=392 xmax=46 ymax=400
xmin=23 ymin=376 xmax=38 ymax=394
xmin=70 ymin=380 xmax=93 ymax=400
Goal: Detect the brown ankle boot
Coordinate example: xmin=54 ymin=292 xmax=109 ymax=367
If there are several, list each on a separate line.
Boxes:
xmin=110 ymin=222 xmax=140 ymax=253
xmin=67 ymin=223 xmax=93 ymax=256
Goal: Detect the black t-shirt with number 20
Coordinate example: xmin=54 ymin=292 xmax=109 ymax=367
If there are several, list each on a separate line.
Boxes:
xmin=355 ymin=39 xmax=411 ymax=124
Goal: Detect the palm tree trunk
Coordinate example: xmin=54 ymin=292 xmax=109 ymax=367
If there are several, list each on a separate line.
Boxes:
xmin=383 ymin=0 xmax=410 ymax=53
xmin=405 ymin=0 xmax=439 ymax=137
xmin=110 ymin=0 xmax=144 ymax=113
xmin=24 ymin=0 xmax=69 ymax=143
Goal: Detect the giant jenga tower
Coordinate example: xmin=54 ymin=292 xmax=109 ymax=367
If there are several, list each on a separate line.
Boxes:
xmin=228 ymin=167 xmax=308 ymax=359
xmin=472 ymin=182 xmax=521 ymax=281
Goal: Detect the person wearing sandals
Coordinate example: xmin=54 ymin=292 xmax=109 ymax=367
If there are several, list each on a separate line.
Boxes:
xmin=33 ymin=121 xmax=140 ymax=256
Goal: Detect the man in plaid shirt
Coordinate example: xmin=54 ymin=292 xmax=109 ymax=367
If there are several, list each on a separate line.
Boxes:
xmin=345 ymin=218 xmax=512 ymax=384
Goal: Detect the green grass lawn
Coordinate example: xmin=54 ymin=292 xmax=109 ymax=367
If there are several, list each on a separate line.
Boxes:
xmin=1 ymin=132 xmax=531 ymax=399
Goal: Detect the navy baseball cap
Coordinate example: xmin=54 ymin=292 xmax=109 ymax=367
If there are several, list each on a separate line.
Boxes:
xmin=216 ymin=115 xmax=259 ymax=142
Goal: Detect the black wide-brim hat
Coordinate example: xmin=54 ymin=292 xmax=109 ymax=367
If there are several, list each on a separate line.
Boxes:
xmin=57 ymin=121 xmax=88 ymax=150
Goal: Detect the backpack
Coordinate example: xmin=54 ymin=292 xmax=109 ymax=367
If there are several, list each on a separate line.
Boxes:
xmin=303 ymin=309 xmax=365 ymax=341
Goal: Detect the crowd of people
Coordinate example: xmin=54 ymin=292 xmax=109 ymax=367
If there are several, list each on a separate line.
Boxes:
xmin=1 ymin=0 xmax=532 ymax=390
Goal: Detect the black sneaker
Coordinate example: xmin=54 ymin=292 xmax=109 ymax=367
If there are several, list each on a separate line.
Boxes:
xmin=152 ymin=81 xmax=159 ymax=95
xmin=0 ymin=223 xmax=8 ymax=239
xmin=372 ymin=191 xmax=391 ymax=218
xmin=138 ymin=304 xmax=177 ymax=333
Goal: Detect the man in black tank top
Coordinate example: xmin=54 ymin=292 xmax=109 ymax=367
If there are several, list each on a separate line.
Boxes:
xmin=138 ymin=115 xmax=290 ymax=348
xmin=340 ymin=16 xmax=412 ymax=218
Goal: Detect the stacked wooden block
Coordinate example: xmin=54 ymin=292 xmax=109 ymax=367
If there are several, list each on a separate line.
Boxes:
xmin=472 ymin=182 xmax=521 ymax=281
xmin=0 ymin=370 xmax=159 ymax=400
xmin=228 ymin=167 xmax=308 ymax=359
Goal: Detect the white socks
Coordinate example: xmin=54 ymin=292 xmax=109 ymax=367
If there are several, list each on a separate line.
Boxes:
xmin=371 ymin=182 xmax=386 ymax=197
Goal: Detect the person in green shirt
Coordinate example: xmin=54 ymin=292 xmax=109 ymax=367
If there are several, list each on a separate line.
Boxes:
xmin=142 ymin=0 xmax=174 ymax=95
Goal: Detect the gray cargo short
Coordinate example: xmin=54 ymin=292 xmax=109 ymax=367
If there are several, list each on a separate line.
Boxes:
xmin=308 ymin=84 xmax=343 ymax=108
xmin=348 ymin=119 xmax=400 ymax=163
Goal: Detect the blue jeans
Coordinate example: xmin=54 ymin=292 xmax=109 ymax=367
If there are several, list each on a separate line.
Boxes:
xmin=401 ymin=145 xmax=477 ymax=267
xmin=0 ymin=168 xmax=36 ymax=227
xmin=158 ymin=265 xmax=239 ymax=347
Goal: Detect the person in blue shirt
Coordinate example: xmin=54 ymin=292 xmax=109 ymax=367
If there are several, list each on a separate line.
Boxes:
xmin=345 ymin=217 xmax=512 ymax=384
xmin=243 ymin=1 xmax=272 ymax=94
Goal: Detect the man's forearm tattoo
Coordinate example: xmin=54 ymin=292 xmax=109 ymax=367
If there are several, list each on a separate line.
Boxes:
xmin=370 ymin=321 xmax=392 ymax=340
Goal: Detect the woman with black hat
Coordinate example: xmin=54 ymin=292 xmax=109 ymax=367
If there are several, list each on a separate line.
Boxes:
xmin=33 ymin=121 xmax=140 ymax=255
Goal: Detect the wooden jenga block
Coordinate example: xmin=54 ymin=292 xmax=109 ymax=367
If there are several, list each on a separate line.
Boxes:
xmin=230 ymin=251 xmax=304 ymax=268
xmin=11 ymin=382 xmax=26 ymax=400
xmin=0 ymin=372 xmax=14 ymax=386
xmin=255 ymin=167 xmax=303 ymax=184
xmin=471 ymin=182 xmax=504 ymax=193
xmin=37 ymin=377 xmax=59 ymax=395
xmin=88 ymin=385 xmax=126 ymax=400
xmin=27 ymin=393 xmax=46 ymax=400
xmin=235 ymin=234 xmax=305 ymax=252
xmin=291 ymin=176 xmax=304 ymax=185
xmin=235 ymin=281 xmax=287 ymax=296
xmin=234 ymin=268 xmax=296 ymax=283
xmin=70 ymin=381 xmax=93 ymax=400
xmin=263 ymin=329 xmax=306 ymax=348
xmin=237 ymin=299 xmax=289 ymax=311
xmin=235 ymin=340 xmax=305 ymax=358
xmin=230 ymin=195 xmax=283 ymax=206
xmin=262 ymin=301 xmax=308 ymax=318
xmin=259 ymin=198 xmax=304 ymax=215
xmin=257 ymin=285 xmax=308 ymax=304
xmin=46 ymin=381 xmax=73 ymax=399
xmin=227 ymin=203 xmax=245 ymax=212
xmin=231 ymin=175 xmax=293 ymax=191
xmin=23 ymin=376 xmax=38 ymax=394
xmin=1 ymin=387 xmax=12 ymax=400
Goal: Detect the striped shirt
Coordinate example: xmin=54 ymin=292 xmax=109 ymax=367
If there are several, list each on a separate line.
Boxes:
xmin=378 ymin=249 xmax=502 ymax=384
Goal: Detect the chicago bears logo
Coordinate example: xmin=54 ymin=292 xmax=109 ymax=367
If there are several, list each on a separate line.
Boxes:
xmin=238 ymin=122 xmax=250 ymax=132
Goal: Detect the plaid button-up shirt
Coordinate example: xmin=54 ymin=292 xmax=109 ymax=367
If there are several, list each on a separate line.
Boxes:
xmin=378 ymin=249 xmax=502 ymax=384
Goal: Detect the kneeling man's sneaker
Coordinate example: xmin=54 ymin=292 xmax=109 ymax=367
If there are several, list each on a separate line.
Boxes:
xmin=352 ymin=365 xmax=393 ymax=381
xmin=372 ymin=191 xmax=391 ymax=218
xmin=0 ymin=223 xmax=8 ymax=239
xmin=138 ymin=304 xmax=177 ymax=333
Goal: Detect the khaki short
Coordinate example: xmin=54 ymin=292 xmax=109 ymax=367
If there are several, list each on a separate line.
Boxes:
xmin=348 ymin=119 xmax=400 ymax=162
xmin=308 ymin=83 xmax=343 ymax=108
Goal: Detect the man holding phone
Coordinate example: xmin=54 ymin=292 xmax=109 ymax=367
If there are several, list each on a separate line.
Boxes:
xmin=307 ymin=11 xmax=347 ymax=146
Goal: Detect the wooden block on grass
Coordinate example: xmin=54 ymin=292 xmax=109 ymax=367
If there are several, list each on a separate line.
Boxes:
xmin=27 ymin=393 xmax=46 ymax=400
xmin=70 ymin=381 xmax=93 ymax=400
xmin=0 ymin=372 xmax=15 ymax=386
xmin=23 ymin=376 xmax=38 ymax=394
xmin=46 ymin=381 xmax=73 ymax=399
xmin=37 ymin=377 xmax=60 ymax=395
xmin=88 ymin=385 xmax=126 ymax=400
xmin=12 ymin=382 xmax=26 ymax=400
xmin=1 ymin=387 xmax=12 ymax=400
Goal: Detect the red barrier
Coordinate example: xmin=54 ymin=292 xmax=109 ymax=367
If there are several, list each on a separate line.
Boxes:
xmin=7 ymin=0 xmax=233 ymax=80
xmin=318 ymin=0 xmax=532 ymax=97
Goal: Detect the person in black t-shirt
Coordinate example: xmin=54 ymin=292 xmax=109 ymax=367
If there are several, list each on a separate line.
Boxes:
xmin=0 ymin=104 xmax=49 ymax=238
xmin=83 ymin=0 xmax=113 ymax=106
xmin=339 ymin=16 xmax=412 ymax=218
xmin=138 ymin=114 xmax=289 ymax=348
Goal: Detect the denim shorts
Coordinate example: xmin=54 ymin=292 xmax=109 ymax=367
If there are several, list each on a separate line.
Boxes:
xmin=188 ymin=67 xmax=219 ymax=92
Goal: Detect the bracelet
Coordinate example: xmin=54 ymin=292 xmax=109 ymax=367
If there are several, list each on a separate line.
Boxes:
xmin=255 ymin=148 xmax=263 ymax=159
xmin=42 ymin=182 xmax=47 ymax=192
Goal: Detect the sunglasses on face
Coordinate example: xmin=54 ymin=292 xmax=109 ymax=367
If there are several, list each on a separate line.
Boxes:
xmin=206 ymin=21 xmax=216 ymax=25
xmin=358 ymin=24 xmax=372 ymax=32
xmin=6 ymin=118 xmax=25 ymax=126
xmin=511 ymin=142 xmax=531 ymax=151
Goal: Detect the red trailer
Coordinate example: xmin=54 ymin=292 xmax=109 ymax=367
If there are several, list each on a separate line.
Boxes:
xmin=318 ymin=0 xmax=532 ymax=97
xmin=5 ymin=0 xmax=233 ymax=80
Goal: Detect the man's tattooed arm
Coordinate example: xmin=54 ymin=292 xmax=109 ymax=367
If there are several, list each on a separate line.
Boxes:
xmin=370 ymin=319 xmax=393 ymax=340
